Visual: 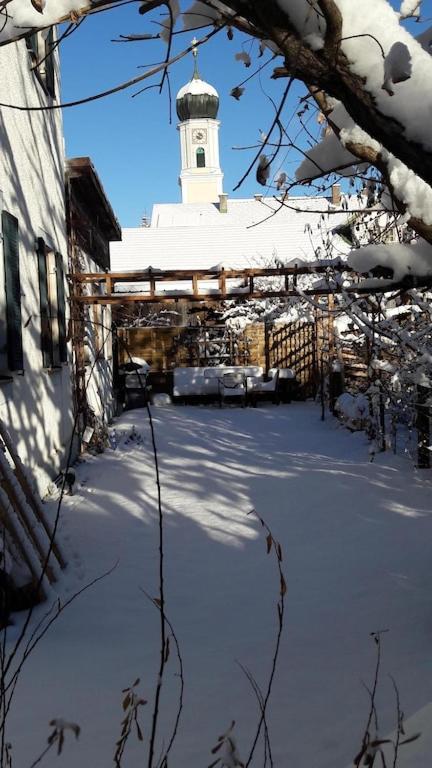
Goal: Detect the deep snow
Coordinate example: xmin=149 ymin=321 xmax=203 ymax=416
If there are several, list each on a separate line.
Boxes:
xmin=4 ymin=403 xmax=432 ymax=767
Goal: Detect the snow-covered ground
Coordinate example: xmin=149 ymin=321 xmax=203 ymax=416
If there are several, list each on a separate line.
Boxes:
xmin=5 ymin=403 xmax=432 ymax=767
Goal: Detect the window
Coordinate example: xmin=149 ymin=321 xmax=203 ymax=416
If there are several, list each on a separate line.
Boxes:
xmin=0 ymin=212 xmax=24 ymax=372
xmin=37 ymin=239 xmax=67 ymax=369
xmin=196 ymin=147 xmax=206 ymax=168
xmin=26 ymin=27 xmax=56 ymax=98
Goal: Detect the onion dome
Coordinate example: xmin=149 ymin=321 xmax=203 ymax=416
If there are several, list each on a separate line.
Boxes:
xmin=176 ymin=43 xmax=219 ymax=121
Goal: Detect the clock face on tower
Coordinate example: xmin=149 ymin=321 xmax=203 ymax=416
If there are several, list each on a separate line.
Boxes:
xmin=192 ymin=128 xmax=207 ymax=144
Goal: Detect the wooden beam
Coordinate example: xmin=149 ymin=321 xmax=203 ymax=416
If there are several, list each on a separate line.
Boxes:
xmin=69 ymin=266 xmax=432 ymax=305
xmin=70 ymin=263 xmax=353 ymax=284
xmin=69 ymin=282 xmax=400 ymax=305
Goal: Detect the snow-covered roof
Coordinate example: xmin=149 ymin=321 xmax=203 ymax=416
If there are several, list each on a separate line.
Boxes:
xmin=110 ymin=195 xmax=354 ymax=274
xmin=150 ymin=195 xmax=344 ymax=229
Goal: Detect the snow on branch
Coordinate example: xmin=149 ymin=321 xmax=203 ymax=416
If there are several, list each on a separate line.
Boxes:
xmin=332 ymin=0 xmax=432 ymax=174
xmin=0 ymin=0 xmax=124 ymax=43
xmin=399 ymin=0 xmax=421 ymax=20
xmin=296 ymin=92 xmax=432 ymax=240
xmin=295 ymin=102 xmax=367 ymax=180
xmin=347 ymin=239 xmax=432 ymax=282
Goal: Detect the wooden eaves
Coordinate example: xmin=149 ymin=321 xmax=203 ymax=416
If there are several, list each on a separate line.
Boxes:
xmin=66 ymin=157 xmax=121 ymax=243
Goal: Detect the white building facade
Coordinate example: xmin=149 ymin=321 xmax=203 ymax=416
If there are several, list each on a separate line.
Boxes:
xmin=0 ymin=34 xmax=74 ymax=493
xmin=66 ymin=157 xmax=121 ymax=432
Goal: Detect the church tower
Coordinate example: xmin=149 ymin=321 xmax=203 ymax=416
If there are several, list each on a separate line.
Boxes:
xmin=176 ymin=43 xmax=224 ymax=204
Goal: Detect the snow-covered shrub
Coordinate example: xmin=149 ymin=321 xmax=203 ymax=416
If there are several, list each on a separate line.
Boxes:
xmin=335 ymin=392 xmax=370 ymax=430
xmin=151 ymin=393 xmax=172 ymax=406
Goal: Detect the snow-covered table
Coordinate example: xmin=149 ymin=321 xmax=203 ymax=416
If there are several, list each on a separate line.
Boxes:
xmin=173 ymin=366 xmax=263 ymax=399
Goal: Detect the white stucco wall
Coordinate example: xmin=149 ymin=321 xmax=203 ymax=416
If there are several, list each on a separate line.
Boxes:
xmin=178 ymin=119 xmax=223 ymax=203
xmin=0 ymin=38 xmax=74 ymax=494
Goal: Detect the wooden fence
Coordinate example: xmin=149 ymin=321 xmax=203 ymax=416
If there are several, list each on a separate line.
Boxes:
xmin=118 ymin=320 xmax=324 ymax=397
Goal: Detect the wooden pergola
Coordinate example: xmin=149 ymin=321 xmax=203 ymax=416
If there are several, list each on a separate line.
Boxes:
xmin=69 ymin=263 xmax=425 ymax=304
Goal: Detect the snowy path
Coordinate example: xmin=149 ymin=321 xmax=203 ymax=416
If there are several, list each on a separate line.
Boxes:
xmin=6 ymin=403 xmax=432 ymax=767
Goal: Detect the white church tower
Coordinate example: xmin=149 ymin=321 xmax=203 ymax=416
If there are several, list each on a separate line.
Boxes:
xmin=176 ymin=42 xmax=224 ymax=204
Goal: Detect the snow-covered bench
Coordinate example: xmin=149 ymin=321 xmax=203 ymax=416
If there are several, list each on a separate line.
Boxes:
xmin=246 ymin=368 xmax=280 ymax=405
xmin=173 ymin=367 xmax=206 ymax=398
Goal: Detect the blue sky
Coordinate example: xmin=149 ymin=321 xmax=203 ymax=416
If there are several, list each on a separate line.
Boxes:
xmin=60 ymin=4 xmax=310 ymax=226
xmin=59 ymin=1 xmax=429 ymax=227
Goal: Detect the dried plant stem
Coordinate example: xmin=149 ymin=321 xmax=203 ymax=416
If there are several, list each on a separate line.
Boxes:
xmin=237 ymin=661 xmax=272 ymax=768
xmin=140 ymin=589 xmax=184 ymax=768
xmin=114 ymin=332 xmax=167 ymax=768
xmin=244 ymin=509 xmax=286 ymax=767
xmin=28 ymin=741 xmax=54 ymax=768
xmin=390 ymin=676 xmax=401 ymax=768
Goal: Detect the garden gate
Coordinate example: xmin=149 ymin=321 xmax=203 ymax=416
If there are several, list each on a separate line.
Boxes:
xmin=266 ymin=321 xmax=318 ymax=397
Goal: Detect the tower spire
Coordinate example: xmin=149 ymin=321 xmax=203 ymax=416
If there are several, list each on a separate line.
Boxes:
xmin=191 ymin=37 xmax=200 ymax=80
xmin=176 ymin=43 xmax=223 ymax=203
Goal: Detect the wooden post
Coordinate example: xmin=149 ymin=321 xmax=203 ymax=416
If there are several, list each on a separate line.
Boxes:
xmin=327 ymin=294 xmax=335 ymax=360
xmin=264 ymin=322 xmax=270 ymax=374
xmin=378 ymin=379 xmax=386 ymax=452
xmin=416 ymin=384 xmax=431 ymax=468
xmin=320 ymin=347 xmax=325 ymax=421
xmin=329 ymin=360 xmax=344 ymax=414
xmin=219 ymin=269 xmax=226 ymax=298
xmin=312 ymin=303 xmax=319 ymax=397
xmin=192 ymin=274 xmax=199 ymax=298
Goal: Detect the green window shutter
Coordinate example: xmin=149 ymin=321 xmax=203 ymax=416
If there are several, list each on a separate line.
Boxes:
xmin=37 ymin=238 xmax=53 ymax=368
xmin=44 ymin=28 xmax=55 ymax=99
xmin=2 ymin=212 xmax=23 ymax=372
xmin=55 ymin=252 xmax=67 ymax=363
xmin=26 ymin=32 xmax=39 ymax=62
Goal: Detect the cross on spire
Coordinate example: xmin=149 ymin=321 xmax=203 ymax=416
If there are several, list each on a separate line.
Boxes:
xmin=191 ymin=37 xmax=200 ymax=79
